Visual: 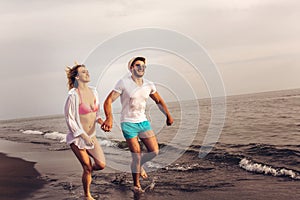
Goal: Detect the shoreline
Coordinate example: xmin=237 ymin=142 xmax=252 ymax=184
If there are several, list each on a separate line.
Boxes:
xmin=1 ymin=138 xmax=300 ymax=200
xmin=0 ymin=139 xmax=78 ymax=199
xmin=0 ymin=138 xmax=162 ymax=199
xmin=0 ymin=152 xmax=46 ymax=200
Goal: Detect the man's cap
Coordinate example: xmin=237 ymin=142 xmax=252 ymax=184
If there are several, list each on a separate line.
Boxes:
xmin=128 ymin=57 xmax=146 ymax=70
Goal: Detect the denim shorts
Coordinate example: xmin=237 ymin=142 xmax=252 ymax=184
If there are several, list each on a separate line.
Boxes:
xmin=121 ymin=121 xmax=152 ymax=139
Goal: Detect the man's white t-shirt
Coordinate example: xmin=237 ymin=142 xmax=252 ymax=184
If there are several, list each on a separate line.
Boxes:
xmin=113 ymin=75 xmax=157 ymax=123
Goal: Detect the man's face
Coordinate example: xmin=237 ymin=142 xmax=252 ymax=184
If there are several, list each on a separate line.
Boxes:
xmin=131 ymin=60 xmax=146 ymax=78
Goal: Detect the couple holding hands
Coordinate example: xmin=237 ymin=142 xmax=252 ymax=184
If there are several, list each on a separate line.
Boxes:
xmin=64 ymin=57 xmax=173 ymax=200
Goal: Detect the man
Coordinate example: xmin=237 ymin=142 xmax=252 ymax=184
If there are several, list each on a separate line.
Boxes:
xmin=101 ymin=56 xmax=173 ymax=193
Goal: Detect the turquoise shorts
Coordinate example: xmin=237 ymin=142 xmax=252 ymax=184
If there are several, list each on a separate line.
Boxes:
xmin=121 ymin=121 xmax=152 ymax=139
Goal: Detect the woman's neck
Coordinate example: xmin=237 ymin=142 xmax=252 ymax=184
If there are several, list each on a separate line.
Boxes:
xmin=77 ymin=83 xmax=89 ymax=90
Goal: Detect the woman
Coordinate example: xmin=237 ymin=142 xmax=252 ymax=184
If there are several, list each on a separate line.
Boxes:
xmin=64 ymin=64 xmax=105 ymax=200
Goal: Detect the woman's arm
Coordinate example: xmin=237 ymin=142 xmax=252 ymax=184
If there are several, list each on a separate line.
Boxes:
xmin=93 ymin=88 xmax=103 ymax=125
xmin=65 ymin=93 xmax=94 ymax=146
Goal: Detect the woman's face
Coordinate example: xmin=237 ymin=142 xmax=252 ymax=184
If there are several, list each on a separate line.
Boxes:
xmin=76 ymin=66 xmax=90 ymax=83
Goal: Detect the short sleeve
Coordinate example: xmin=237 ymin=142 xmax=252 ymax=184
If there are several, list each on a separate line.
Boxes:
xmin=113 ymin=79 xmax=124 ymax=94
xmin=150 ymin=82 xmax=157 ymax=94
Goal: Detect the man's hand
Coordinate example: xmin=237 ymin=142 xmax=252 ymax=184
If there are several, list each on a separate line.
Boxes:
xmin=166 ymin=115 xmax=174 ymax=126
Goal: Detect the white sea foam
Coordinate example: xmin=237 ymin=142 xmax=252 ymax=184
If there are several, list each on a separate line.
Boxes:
xmin=163 ymin=163 xmax=200 ymax=171
xmin=146 ymin=161 xmax=163 ymax=169
xmin=22 ymin=129 xmax=66 ymax=143
xmin=239 ymin=158 xmax=300 ymax=180
xmin=44 ymin=132 xmax=66 ymax=143
xmin=22 ymin=130 xmax=43 ymax=135
xmin=99 ymin=139 xmax=117 ymax=147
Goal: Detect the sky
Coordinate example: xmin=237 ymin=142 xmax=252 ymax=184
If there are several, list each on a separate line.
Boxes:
xmin=0 ymin=0 xmax=299 ymax=120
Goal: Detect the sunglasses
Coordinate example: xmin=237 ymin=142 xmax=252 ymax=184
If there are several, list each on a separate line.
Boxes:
xmin=134 ymin=64 xmax=147 ymax=69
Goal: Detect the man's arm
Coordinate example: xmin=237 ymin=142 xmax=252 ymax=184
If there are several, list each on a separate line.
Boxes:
xmin=101 ymin=91 xmax=120 ymax=132
xmin=150 ymin=92 xmax=174 ymax=126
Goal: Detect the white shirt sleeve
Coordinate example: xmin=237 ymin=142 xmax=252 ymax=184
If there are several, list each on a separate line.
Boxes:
xmin=64 ymin=93 xmax=86 ymax=137
xmin=113 ymin=79 xmax=124 ymax=94
xmin=150 ymin=82 xmax=157 ymax=94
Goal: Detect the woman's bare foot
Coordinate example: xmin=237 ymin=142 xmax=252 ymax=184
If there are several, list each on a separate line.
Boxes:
xmin=140 ymin=167 xmax=148 ymax=179
xmin=85 ymin=195 xmax=95 ymax=200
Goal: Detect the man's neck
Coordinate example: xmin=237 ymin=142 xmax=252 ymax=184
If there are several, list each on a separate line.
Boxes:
xmin=131 ymin=75 xmax=143 ymax=86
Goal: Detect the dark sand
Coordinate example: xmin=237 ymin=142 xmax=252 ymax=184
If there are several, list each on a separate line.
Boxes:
xmin=1 ymin=139 xmax=299 ymax=200
xmin=0 ymin=153 xmax=46 ymax=200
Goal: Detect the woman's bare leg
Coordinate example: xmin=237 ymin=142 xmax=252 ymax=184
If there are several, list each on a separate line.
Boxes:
xmin=70 ymin=144 xmax=95 ymax=199
xmin=86 ymin=136 xmax=106 ymax=170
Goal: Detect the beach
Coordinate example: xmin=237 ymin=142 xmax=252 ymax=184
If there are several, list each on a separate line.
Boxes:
xmin=1 ymin=138 xmax=299 ymax=200
xmin=0 ymin=152 xmax=45 ymax=200
xmin=1 ymin=89 xmax=300 ymax=200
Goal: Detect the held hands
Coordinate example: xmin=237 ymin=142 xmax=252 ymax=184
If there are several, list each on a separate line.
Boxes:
xmin=97 ymin=118 xmax=104 ymax=125
xmin=101 ymin=118 xmax=113 ymax=132
xmin=98 ymin=117 xmax=112 ymax=132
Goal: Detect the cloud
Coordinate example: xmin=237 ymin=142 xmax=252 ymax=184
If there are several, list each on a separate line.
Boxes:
xmin=0 ymin=0 xmax=299 ymax=119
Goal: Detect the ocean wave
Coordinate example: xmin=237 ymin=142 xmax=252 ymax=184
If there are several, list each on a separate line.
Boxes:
xmin=145 ymin=161 xmax=163 ymax=169
xmin=21 ymin=129 xmax=123 ymax=147
xmin=99 ymin=139 xmax=117 ymax=147
xmin=21 ymin=129 xmax=66 ymax=143
xmin=44 ymin=132 xmax=66 ymax=143
xmin=239 ymin=158 xmax=300 ymax=180
xmin=22 ymin=130 xmax=43 ymax=135
xmin=163 ymin=163 xmax=200 ymax=171
xmin=246 ymin=144 xmax=300 ymax=157
xmin=162 ymin=163 xmax=214 ymax=172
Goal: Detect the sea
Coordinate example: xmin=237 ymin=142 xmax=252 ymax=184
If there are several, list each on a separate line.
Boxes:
xmin=0 ymin=88 xmax=300 ymax=199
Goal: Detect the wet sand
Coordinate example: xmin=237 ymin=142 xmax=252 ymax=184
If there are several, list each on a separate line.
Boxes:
xmin=0 ymin=153 xmax=46 ymax=200
xmin=1 ymin=139 xmax=299 ymax=200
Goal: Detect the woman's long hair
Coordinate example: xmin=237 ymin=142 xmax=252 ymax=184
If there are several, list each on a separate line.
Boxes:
xmin=65 ymin=64 xmax=85 ymax=90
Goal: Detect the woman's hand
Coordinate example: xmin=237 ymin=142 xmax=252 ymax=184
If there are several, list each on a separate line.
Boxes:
xmin=97 ymin=118 xmax=104 ymax=125
xmin=81 ymin=134 xmax=94 ymax=146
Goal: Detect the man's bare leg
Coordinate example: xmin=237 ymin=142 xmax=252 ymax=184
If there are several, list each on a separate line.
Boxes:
xmin=126 ymin=137 xmax=143 ymax=189
xmin=139 ymin=130 xmax=159 ymax=178
xmin=126 ymin=131 xmax=159 ymax=190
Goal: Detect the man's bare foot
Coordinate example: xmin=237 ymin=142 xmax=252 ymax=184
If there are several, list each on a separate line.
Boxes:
xmin=133 ymin=186 xmax=145 ymax=193
xmin=141 ymin=167 xmax=148 ymax=179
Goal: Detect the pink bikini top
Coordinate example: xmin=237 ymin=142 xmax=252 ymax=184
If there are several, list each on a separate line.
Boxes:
xmin=77 ymin=88 xmax=99 ymax=115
